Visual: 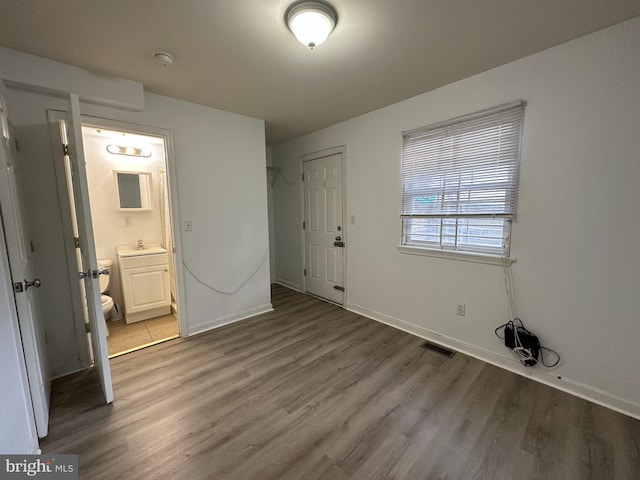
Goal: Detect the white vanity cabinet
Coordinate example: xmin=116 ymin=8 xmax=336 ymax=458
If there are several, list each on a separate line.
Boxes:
xmin=118 ymin=247 xmax=171 ymax=323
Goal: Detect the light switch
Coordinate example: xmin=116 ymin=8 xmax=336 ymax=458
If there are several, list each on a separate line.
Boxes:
xmin=184 ymin=220 xmax=193 ymax=232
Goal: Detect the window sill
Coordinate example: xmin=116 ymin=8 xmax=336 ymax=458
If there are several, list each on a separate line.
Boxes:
xmin=397 ymin=245 xmax=515 ymax=266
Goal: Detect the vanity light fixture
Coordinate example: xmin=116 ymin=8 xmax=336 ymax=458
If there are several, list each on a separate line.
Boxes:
xmin=106 ymin=144 xmax=152 ymax=158
xmin=286 ymin=1 xmax=337 ymax=49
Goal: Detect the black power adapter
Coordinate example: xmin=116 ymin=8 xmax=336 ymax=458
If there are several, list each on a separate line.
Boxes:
xmin=503 ymin=321 xmax=540 ymax=367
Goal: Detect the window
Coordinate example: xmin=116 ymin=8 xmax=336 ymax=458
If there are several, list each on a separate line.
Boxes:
xmin=401 ymin=101 xmax=524 ymax=257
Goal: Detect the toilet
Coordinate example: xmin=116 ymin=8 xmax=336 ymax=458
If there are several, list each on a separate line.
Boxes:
xmin=98 ymin=259 xmax=114 ymax=336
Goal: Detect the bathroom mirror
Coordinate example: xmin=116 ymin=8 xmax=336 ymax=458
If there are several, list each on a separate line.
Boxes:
xmin=113 ymin=170 xmax=153 ymax=211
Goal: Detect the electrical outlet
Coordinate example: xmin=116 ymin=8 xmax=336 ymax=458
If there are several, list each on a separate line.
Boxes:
xmin=456 ymin=303 xmax=466 ymax=316
xmin=123 ymin=216 xmax=132 ymax=228
xmin=184 ymin=220 xmax=193 ymax=232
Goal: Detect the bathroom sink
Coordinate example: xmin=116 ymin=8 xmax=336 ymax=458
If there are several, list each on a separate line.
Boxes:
xmin=117 ymin=245 xmax=167 ymax=257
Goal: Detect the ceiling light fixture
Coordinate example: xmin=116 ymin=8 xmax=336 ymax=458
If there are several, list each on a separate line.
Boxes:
xmin=286 ymin=1 xmax=337 ymax=49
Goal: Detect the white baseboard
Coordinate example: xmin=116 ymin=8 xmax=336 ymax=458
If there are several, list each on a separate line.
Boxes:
xmin=273 ymin=278 xmax=302 ymax=292
xmin=186 ymin=303 xmax=273 ymax=336
xmin=346 ymin=302 xmax=640 ymax=420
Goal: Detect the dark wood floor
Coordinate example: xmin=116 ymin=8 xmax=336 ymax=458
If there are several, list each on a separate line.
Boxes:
xmin=41 ymin=285 xmax=640 ymax=479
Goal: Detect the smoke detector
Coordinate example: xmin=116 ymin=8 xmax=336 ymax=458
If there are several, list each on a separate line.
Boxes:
xmin=153 ymin=51 xmax=175 ymax=67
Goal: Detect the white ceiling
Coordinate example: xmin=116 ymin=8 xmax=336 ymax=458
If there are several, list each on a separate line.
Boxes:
xmin=1 ymin=1 xmax=639 ymax=145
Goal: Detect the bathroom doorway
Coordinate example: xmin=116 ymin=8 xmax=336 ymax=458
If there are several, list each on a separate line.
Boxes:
xmin=49 ymin=112 xmax=183 ymax=360
xmin=82 ymin=124 xmax=180 ymax=357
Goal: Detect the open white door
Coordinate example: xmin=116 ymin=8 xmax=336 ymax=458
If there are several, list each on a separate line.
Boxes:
xmin=63 ymin=93 xmax=113 ymax=403
xmin=0 ymin=97 xmax=51 ymax=436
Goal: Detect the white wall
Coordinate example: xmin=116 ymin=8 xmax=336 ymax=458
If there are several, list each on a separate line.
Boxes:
xmin=1 ymin=52 xmax=272 ymax=378
xmin=0 ymin=48 xmax=143 ymax=111
xmin=272 ymin=18 xmax=640 ymax=418
xmin=84 ymin=131 xmax=166 ymax=307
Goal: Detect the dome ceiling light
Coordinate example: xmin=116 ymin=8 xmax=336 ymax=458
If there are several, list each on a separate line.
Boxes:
xmin=286 ymin=1 xmax=337 ymax=49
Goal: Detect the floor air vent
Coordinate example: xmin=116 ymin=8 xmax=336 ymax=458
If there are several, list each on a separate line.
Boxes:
xmin=421 ymin=341 xmax=455 ymax=358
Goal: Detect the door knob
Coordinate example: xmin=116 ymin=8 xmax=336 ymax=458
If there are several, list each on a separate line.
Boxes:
xmin=24 ymin=278 xmax=42 ymax=290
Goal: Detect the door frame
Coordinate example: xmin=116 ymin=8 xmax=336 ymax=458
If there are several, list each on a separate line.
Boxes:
xmin=47 ymin=112 xmax=187 ymax=364
xmin=46 ymin=111 xmax=91 ymax=369
xmin=299 ymin=145 xmax=348 ymax=305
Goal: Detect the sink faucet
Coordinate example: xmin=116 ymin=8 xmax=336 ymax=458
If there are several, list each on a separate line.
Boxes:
xmin=136 ymin=239 xmax=144 ymax=250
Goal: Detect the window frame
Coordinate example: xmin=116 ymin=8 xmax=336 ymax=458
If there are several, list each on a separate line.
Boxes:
xmin=399 ymin=101 xmax=524 ymax=263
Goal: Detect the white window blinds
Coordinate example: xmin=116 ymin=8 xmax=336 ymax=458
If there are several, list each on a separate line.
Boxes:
xmin=401 ymin=101 xmax=524 ymax=254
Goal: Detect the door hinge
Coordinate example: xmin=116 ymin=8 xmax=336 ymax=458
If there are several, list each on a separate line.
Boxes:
xmin=85 ymin=323 xmax=91 ymax=333
xmin=302 ymin=221 xmax=305 ymax=230
xmin=303 ymin=268 xmax=306 ymax=276
xmin=74 ymin=236 xmax=80 ymax=248
xmin=333 ymin=285 xmax=345 ymax=292
xmin=62 ymin=143 xmax=70 ymax=156
xmin=301 ymin=172 xmax=304 ymax=181
xmin=14 ymin=137 xmax=20 ymax=151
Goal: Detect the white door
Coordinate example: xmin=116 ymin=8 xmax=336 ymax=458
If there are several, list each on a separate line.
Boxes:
xmin=303 ymin=153 xmax=344 ymax=304
xmin=0 ymin=99 xmax=51 ymax=436
xmin=63 ymin=93 xmax=113 ymax=403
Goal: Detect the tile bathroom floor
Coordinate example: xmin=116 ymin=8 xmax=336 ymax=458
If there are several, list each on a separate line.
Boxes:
xmin=106 ymin=313 xmax=179 ymax=357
